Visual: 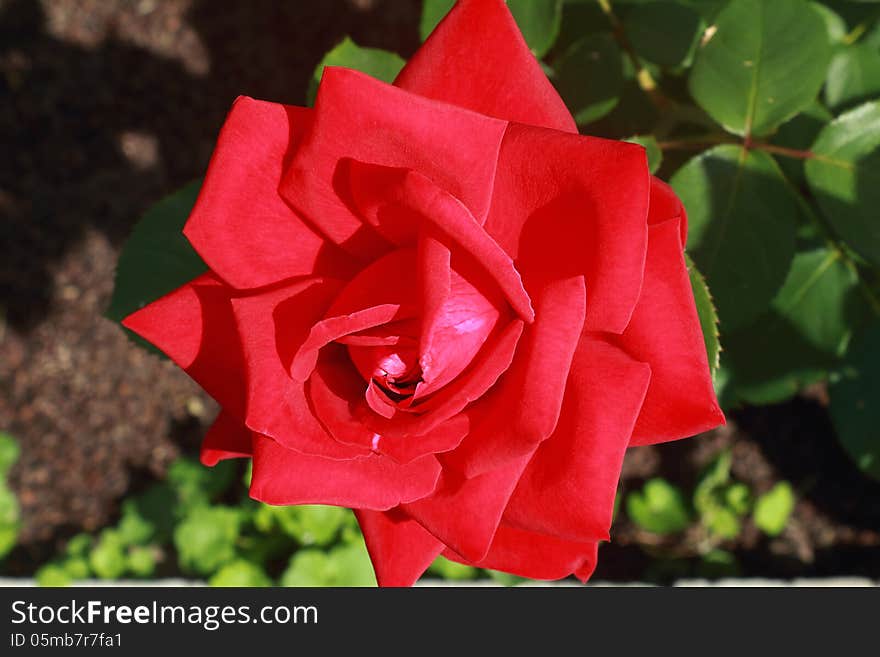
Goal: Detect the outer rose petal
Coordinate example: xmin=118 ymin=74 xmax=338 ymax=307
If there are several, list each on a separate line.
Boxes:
xmin=200 ymin=410 xmax=252 ymax=466
xmin=401 ymin=452 xmax=532 ymax=562
xmin=486 ymin=123 xmax=650 ymax=334
xmin=609 ymin=218 xmax=725 ymax=445
xmin=282 ymin=67 xmax=508 ymax=259
xmin=395 ymin=0 xmax=576 ymax=134
xmin=503 ymin=337 xmax=651 ymax=543
xmin=444 ymin=524 xmax=599 ymax=582
xmin=355 ymin=509 xmax=444 ymax=587
xmin=183 ymin=97 xmax=354 ymax=289
xmin=122 ymin=273 xmax=245 ymax=418
xmin=249 ymin=434 xmax=441 ymax=511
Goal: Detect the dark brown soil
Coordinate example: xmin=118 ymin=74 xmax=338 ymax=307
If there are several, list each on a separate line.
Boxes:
xmin=2 ymin=0 xmax=878 ymax=580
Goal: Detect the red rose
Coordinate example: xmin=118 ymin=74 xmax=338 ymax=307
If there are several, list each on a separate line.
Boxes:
xmin=124 ymin=0 xmax=723 ymax=585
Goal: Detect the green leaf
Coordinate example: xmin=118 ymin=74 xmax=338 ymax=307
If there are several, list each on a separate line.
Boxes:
xmin=127 ymin=546 xmax=158 ymax=578
xmin=266 ymin=504 xmax=348 ymax=547
xmin=280 ymin=550 xmax=333 ymax=587
xmin=89 ymin=529 xmax=128 ymax=580
xmin=625 ymin=1 xmax=704 ymax=69
xmin=0 ymin=432 xmax=20 ymax=475
xmin=686 ymin=254 xmax=721 ymax=379
xmin=167 ymin=457 xmax=237 ymax=510
xmin=689 ymin=0 xmax=831 ymax=137
xmin=129 ymin=484 xmax=177 ymax=543
xmin=279 ymin=540 xmax=376 ymax=587
xmin=327 ymin=540 xmax=377 ymax=587
xmin=830 ymin=322 xmax=880 ymax=481
xmin=671 ymin=145 xmax=798 ymax=330
xmin=812 ymin=1 xmax=848 ymax=44
xmin=625 ymin=135 xmax=662 ymax=174
xmin=307 ymin=37 xmax=406 ymax=105
xmin=420 ymin=0 xmax=454 ymax=41
xmin=806 ymin=101 xmax=880 ymax=267
xmin=61 ymin=556 xmax=91 ymax=580
xmin=552 ymin=34 xmax=624 ymax=125
xmin=506 ymin=0 xmax=563 ymax=58
xmin=486 ymin=570 xmax=527 ymax=586
xmin=825 ymin=44 xmax=880 ymax=111
xmin=107 ymin=180 xmax=206 ymax=351
xmin=35 ymin=563 xmax=73 ymax=587
xmin=753 ymin=482 xmax=796 ymax=536
xmin=420 ymin=0 xmax=562 ymax=58
xmin=209 ymin=560 xmax=272 ymax=587
xmin=722 ymin=248 xmax=864 ymax=405
xmin=174 ymin=506 xmax=241 ymax=576
xmin=626 ymin=478 xmax=692 ymax=535
xmin=0 ymin=483 xmax=20 ymax=558
xmin=725 ymin=483 xmax=753 ymax=516
xmin=428 ymin=555 xmax=479 ymax=581
xmin=117 ymin=499 xmax=157 ymax=546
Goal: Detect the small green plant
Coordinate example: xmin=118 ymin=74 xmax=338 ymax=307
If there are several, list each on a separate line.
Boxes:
xmin=753 ymin=482 xmax=797 ymax=536
xmin=0 ymin=432 xmax=21 ymax=560
xmin=626 ymin=478 xmax=692 ymax=534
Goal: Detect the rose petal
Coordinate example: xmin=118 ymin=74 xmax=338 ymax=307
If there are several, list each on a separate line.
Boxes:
xmin=503 ymin=337 xmax=651 ymax=543
xmin=395 ymin=0 xmax=575 ymax=133
xmin=228 ymin=280 xmax=371 ymax=460
xmin=443 ymin=523 xmax=599 ymax=582
xmin=607 ymin=218 xmax=725 ymax=446
xmin=649 ymin=176 xmax=688 ymax=246
xmin=346 ymin=162 xmax=533 ymax=323
xmin=122 ymin=273 xmax=245 ymax=417
xmin=183 ymin=97 xmax=354 ymax=289
xmin=282 ymin=67 xmax=508 ymax=259
xmin=401 ymin=452 xmax=533 ymax=562
xmin=310 ymin=351 xmax=474 ymax=462
xmin=444 ymin=275 xmax=586 ymax=477
xmin=290 ymin=303 xmax=409 ymax=382
xmin=200 ymin=410 xmax=252 ymax=466
xmin=355 ymin=508 xmax=444 ymax=587
xmin=486 ymin=123 xmax=650 ymax=333
xmin=249 ymin=434 xmax=441 ymax=510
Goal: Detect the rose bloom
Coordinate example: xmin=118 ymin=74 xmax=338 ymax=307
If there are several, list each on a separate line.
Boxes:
xmin=124 ymin=0 xmax=723 ymax=585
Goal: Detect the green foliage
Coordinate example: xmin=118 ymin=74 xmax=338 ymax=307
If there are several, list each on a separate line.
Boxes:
xmin=689 ymin=0 xmax=831 ymax=137
xmin=420 ymin=0 xmax=563 ymax=57
xmin=307 ymin=37 xmax=406 ymax=105
xmin=209 ymin=560 xmax=272 ymax=587
xmin=806 ymin=102 xmax=880 ymax=267
xmin=625 ymin=1 xmax=704 ymax=70
xmin=626 ymin=478 xmax=692 ymax=534
xmin=693 ymin=451 xmax=752 ymax=540
xmin=552 ymin=34 xmax=624 ymax=125
xmin=174 ymin=506 xmax=242 ymax=575
xmin=753 ymin=482 xmax=797 ymax=536
xmin=0 ymin=433 xmax=20 ymax=560
xmin=830 ymin=322 xmax=880 ymax=480
xmin=686 ymin=254 xmax=721 ymax=379
xmin=672 ymin=145 xmax=798 ymax=330
xmin=723 ymin=248 xmax=865 ymax=404
xmin=106 ymin=180 xmax=206 ymax=353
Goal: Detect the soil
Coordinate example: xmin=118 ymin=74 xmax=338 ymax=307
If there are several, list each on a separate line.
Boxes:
xmin=1 ymin=0 xmax=878 ymax=581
